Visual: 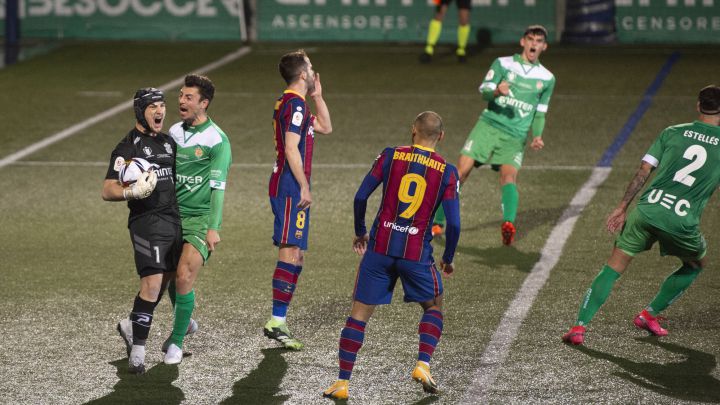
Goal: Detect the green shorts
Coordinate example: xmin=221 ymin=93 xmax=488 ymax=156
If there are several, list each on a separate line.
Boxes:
xmin=182 ymin=214 xmax=211 ymax=263
xmin=615 ymin=209 xmax=707 ymax=261
xmin=460 ymin=119 xmax=527 ymax=169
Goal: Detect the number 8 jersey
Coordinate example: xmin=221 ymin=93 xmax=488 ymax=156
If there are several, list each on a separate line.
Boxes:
xmin=355 ymin=145 xmax=460 ymax=263
xmin=637 ymin=120 xmax=720 ymax=232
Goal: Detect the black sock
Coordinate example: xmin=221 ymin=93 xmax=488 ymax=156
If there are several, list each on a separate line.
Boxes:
xmin=130 ymin=294 xmax=155 ymax=346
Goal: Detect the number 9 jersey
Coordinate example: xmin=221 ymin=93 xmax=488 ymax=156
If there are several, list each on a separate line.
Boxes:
xmin=354 ymin=145 xmax=461 ymax=264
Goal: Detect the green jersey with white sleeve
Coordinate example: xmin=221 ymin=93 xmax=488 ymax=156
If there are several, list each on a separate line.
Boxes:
xmin=637 ymin=121 xmax=720 ymax=233
xmin=169 ymin=118 xmax=232 ymax=217
xmin=479 ymin=54 xmax=555 ymax=139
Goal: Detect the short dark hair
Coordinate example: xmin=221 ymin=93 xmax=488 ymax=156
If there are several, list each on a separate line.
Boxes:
xmin=414 ymin=111 xmax=444 ymax=140
xmin=279 ymin=49 xmax=308 ymax=85
xmin=698 ymin=85 xmax=720 ymax=115
xmin=524 ymin=25 xmax=548 ymax=40
xmin=184 ymin=74 xmax=215 ymax=108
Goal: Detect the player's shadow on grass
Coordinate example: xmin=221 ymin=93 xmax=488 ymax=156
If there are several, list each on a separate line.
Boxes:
xmin=411 ymin=395 xmax=439 ymax=405
xmin=220 ymin=348 xmax=290 ymax=404
xmin=575 ymin=337 xmax=720 ymax=403
xmin=85 ymin=359 xmax=183 ymax=405
xmin=450 ymin=205 xmax=566 ymax=243
xmin=454 ymin=244 xmax=540 ymax=273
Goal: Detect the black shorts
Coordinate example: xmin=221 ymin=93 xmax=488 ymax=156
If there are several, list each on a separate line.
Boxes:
xmin=128 ymin=214 xmax=182 ymax=278
xmin=439 ymin=0 xmax=471 ymax=9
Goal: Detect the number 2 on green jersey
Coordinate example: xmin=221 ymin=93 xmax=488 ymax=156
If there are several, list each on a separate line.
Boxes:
xmin=673 ymin=145 xmax=706 ymax=187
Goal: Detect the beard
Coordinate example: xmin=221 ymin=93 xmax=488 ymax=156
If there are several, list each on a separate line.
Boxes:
xmin=306 ymin=76 xmax=316 ymax=95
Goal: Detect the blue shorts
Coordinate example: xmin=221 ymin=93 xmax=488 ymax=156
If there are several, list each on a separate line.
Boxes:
xmin=353 ymin=250 xmax=443 ymax=305
xmin=270 ymin=195 xmax=310 ymax=250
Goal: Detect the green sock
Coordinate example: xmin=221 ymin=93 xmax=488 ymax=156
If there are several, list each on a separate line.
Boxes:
xmin=425 ymin=19 xmax=442 ymax=55
xmin=457 ymin=24 xmax=470 ymax=55
xmin=647 ymin=265 xmax=702 ymax=315
xmin=168 ymin=279 xmax=177 ymax=308
xmin=576 ymin=265 xmax=621 ymax=326
xmin=170 ymin=290 xmax=195 ymax=348
xmin=434 ymin=205 xmax=446 ymax=227
xmin=501 ymin=183 xmax=519 ymax=223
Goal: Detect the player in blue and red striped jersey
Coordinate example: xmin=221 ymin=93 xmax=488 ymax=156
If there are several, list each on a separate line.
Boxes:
xmin=265 ymin=49 xmax=332 ymax=350
xmin=323 ymin=111 xmax=460 ymax=400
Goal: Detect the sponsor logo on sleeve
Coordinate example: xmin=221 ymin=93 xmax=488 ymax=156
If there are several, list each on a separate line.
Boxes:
xmin=113 ymin=156 xmax=125 ymax=172
xmin=292 ymin=111 xmax=303 ymax=126
xmin=485 ymin=70 xmax=494 ymax=81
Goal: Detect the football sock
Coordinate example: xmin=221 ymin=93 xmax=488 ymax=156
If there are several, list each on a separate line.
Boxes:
xmin=170 ymin=290 xmax=195 ymax=348
xmin=501 ymin=183 xmax=519 ymax=223
xmin=418 ymin=309 xmax=443 ymax=363
xmin=576 ymin=265 xmax=621 ymax=326
xmin=168 ymin=279 xmax=176 ymax=308
xmin=425 ymin=19 xmax=442 ymax=54
xmin=338 ymin=317 xmax=366 ymax=380
xmin=646 ymin=265 xmax=702 ymax=315
xmin=130 ymin=294 xmax=155 ymax=346
xmin=272 ymin=261 xmax=302 ymax=318
xmin=433 ymin=205 xmax=446 ymax=227
xmin=457 ymin=24 xmax=470 ymax=55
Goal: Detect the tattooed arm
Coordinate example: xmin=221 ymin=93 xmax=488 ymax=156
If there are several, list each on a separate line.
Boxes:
xmin=606 ymin=161 xmax=655 ymax=233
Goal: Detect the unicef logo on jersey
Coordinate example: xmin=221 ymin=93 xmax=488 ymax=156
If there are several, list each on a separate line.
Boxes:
xmin=383 ymin=221 xmax=419 ymax=235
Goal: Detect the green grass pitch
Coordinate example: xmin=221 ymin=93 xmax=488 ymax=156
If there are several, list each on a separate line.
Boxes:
xmin=0 ymin=42 xmax=718 ymax=404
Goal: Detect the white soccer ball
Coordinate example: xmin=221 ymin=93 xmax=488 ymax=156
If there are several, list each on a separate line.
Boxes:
xmin=118 ymin=157 xmax=159 ymax=186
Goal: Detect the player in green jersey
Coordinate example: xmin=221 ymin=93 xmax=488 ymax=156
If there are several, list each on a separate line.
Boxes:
xmin=563 ymin=85 xmax=720 ymax=345
xmin=432 ymin=25 xmax=555 ymax=245
xmin=163 ymin=74 xmax=233 ymax=363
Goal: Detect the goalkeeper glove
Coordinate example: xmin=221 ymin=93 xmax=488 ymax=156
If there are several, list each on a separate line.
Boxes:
xmin=123 ymin=170 xmax=157 ymax=200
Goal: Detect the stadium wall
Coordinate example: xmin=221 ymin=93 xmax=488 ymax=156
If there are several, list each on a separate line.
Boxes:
xmin=0 ymin=0 xmax=718 ymax=43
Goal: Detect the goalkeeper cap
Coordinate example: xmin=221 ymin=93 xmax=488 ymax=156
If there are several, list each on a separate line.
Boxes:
xmin=133 ymin=87 xmax=165 ymax=132
xmin=698 ymin=85 xmax=720 ymax=115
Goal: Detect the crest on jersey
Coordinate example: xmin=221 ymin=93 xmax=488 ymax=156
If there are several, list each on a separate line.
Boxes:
xmin=195 ymin=147 xmax=203 ymax=158
xmin=536 ymin=81 xmax=544 ymax=90
xmin=164 ymin=143 xmax=173 ymax=154
xmin=507 ymin=72 xmax=516 ymax=82
xmin=143 ymin=146 xmax=152 ymax=156
xmin=113 ymin=156 xmax=125 ymax=172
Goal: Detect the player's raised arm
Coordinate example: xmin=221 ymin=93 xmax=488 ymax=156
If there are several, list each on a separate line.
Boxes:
xmin=310 ymin=73 xmax=332 ymax=135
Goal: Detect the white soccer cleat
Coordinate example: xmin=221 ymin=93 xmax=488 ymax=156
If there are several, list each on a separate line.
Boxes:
xmin=128 ymin=345 xmax=146 ymax=374
xmin=164 ymin=343 xmax=183 ymax=365
xmin=161 ymin=318 xmax=198 ymax=353
xmin=117 ymin=318 xmax=133 ymax=357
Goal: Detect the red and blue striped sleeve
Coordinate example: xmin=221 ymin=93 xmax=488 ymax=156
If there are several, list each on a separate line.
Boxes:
xmin=441 ymin=165 xmax=461 ymax=264
xmin=354 ymin=148 xmax=391 ymax=236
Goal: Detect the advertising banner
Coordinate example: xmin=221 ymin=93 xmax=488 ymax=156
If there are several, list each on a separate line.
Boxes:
xmin=0 ymin=0 xmax=244 ymax=40
xmin=616 ymin=0 xmax=720 ymax=43
xmin=257 ymin=0 xmax=556 ymax=44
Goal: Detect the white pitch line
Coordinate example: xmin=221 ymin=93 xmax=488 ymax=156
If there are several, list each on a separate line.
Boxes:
xmin=9 ymin=160 xmax=595 ymax=171
xmin=0 ymin=46 xmax=251 ymax=170
xmin=461 ymin=166 xmax=612 ymax=403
